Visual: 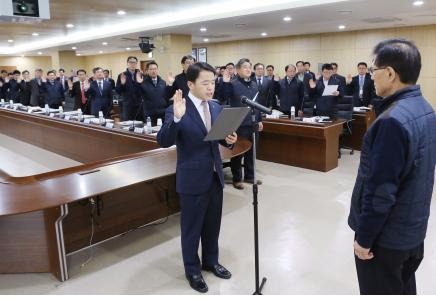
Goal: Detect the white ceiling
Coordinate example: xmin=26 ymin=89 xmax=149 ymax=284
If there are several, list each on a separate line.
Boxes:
xmin=1 ymin=0 xmax=436 ymax=56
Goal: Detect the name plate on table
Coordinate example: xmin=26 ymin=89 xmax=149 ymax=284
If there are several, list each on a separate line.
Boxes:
xmin=84 ymin=118 xmax=91 ymax=124
xmin=105 ymin=122 xmax=114 ymax=129
xmin=134 ymin=127 xmax=144 ymax=134
xmin=65 ymin=115 xmax=71 ymax=121
xmin=49 ymin=113 xmax=55 ymax=117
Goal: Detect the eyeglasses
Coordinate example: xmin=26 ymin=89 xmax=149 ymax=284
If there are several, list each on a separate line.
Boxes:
xmin=369 ymin=66 xmax=387 ymax=75
xmin=128 ymin=60 xmax=138 ymax=64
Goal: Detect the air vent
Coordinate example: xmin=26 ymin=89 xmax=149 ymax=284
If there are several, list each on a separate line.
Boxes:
xmin=361 ymin=17 xmax=402 ymax=23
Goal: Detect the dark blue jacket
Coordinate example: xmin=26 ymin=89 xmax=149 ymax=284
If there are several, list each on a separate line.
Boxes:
xmin=137 ymin=76 xmax=172 ymax=117
xmin=168 ymin=71 xmax=190 ymax=99
xmin=115 ymin=69 xmax=142 ymax=105
xmin=252 ymin=76 xmax=277 ymax=108
xmin=157 ymin=97 xmax=231 ymax=195
xmin=277 ymin=76 xmax=304 ymax=114
xmin=4 ymin=79 xmax=22 ymax=102
xmin=348 ymin=85 xmax=436 ymax=250
xmin=309 ymin=76 xmax=344 ymax=119
xmin=86 ymin=80 xmax=113 ymax=117
xmin=44 ymin=80 xmax=65 ymax=106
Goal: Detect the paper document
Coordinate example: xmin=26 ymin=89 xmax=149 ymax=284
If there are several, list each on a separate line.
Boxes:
xmin=322 ymin=85 xmax=338 ymax=96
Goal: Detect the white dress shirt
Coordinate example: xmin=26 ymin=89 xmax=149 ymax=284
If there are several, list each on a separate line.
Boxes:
xmin=174 ymin=92 xmax=209 ymax=124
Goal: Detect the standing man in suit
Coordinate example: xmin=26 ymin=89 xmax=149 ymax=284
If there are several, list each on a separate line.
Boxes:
xmin=0 ymin=70 xmax=9 ymax=100
xmin=304 ymin=61 xmax=316 ymax=80
xmin=222 ymin=58 xmax=263 ymax=190
xmin=68 ymin=69 xmax=90 ymax=113
xmin=19 ymin=70 xmax=32 ymax=106
xmin=296 ymin=61 xmax=316 ymax=116
xmin=331 ymin=62 xmax=347 ymax=88
xmin=3 ymin=70 xmax=22 ymax=102
xmin=266 ymin=65 xmax=275 ymax=80
xmin=87 ymin=67 xmax=113 ymax=117
xmin=56 ymin=68 xmax=68 ymax=93
xmin=168 ymin=55 xmax=195 ymax=99
xmin=277 ymin=64 xmax=305 ymax=116
xmin=136 ymin=61 xmax=172 ymax=124
xmin=103 ymin=69 xmax=116 ymax=90
xmin=116 ymin=56 xmax=143 ymax=121
xmin=348 ymin=38 xmax=436 ymax=295
xmin=308 ymin=63 xmax=344 ymax=119
xmin=30 ymin=68 xmax=47 ymax=107
xmin=252 ymin=62 xmax=279 ymax=107
xmin=346 ymin=62 xmax=376 ymax=107
xmin=157 ymin=62 xmax=237 ymax=293
xmin=45 ymin=70 xmax=65 ymax=109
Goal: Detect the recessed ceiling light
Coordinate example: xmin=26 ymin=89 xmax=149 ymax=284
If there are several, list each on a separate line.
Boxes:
xmin=32 ymin=32 xmax=39 ymax=36
xmin=37 ymin=51 xmax=42 ymax=55
xmin=99 ymin=50 xmax=103 ymax=54
xmin=102 ymin=42 xmax=108 ymax=46
xmin=77 ymin=53 xmax=81 ymax=56
xmin=117 ymin=10 xmax=126 ymax=15
xmin=200 ymin=27 xmax=207 ymax=32
xmin=338 ymin=25 xmax=346 ymax=30
xmin=21 ymin=54 xmax=24 ymax=57
xmin=283 ymin=16 xmax=292 ymax=22
xmin=413 ymin=0 xmax=424 ymax=6
xmin=72 ymin=46 xmax=77 ymax=50
xmin=126 ymin=47 xmax=131 ymax=50
xmin=261 ymin=32 xmax=268 ymax=36
xmin=66 ymin=24 xmax=74 ymax=28
xmin=203 ymin=38 xmax=209 ymax=42
xmin=7 ymin=39 xmax=14 ymax=43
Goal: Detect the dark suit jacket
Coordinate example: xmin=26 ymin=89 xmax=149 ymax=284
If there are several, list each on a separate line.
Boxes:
xmin=70 ymin=80 xmax=89 ymax=110
xmin=277 ymin=76 xmax=304 ymax=113
xmin=19 ymin=81 xmax=31 ymax=105
xmin=56 ymin=76 xmax=68 ymax=92
xmin=137 ymin=76 xmax=172 ymax=117
xmin=157 ymin=97 xmax=231 ymax=195
xmin=44 ymin=81 xmax=65 ymax=106
xmin=86 ymin=80 xmax=113 ymax=116
xmin=29 ymin=78 xmax=47 ymax=107
xmin=346 ymin=73 xmax=376 ymax=107
xmin=309 ymin=76 xmax=344 ymax=119
xmin=3 ymin=79 xmax=22 ymax=102
xmin=104 ymin=78 xmax=116 ymax=90
xmin=115 ymin=69 xmax=142 ymax=105
xmin=252 ymin=76 xmax=277 ymax=108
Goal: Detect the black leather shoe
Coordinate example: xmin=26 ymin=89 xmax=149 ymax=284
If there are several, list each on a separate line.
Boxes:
xmin=202 ymin=264 xmax=232 ymax=279
xmin=244 ymin=179 xmax=263 ymax=185
xmin=232 ymin=181 xmax=244 ymax=190
xmin=186 ymin=274 xmax=208 ymax=293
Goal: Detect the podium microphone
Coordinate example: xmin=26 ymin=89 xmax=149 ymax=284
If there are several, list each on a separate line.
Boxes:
xmin=241 ymin=95 xmax=272 ymax=115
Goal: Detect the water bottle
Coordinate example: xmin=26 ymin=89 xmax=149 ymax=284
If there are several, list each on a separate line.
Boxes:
xmin=98 ymin=111 xmax=105 ymax=125
xmin=77 ymin=109 xmax=83 ymax=122
xmin=290 ymin=106 xmax=295 ymax=120
xmin=59 ymin=106 xmax=64 ymax=118
xmin=45 ymin=104 xmax=50 ymax=115
xmin=146 ymin=116 xmax=152 ymax=134
xmin=156 ymin=118 xmax=162 ymax=131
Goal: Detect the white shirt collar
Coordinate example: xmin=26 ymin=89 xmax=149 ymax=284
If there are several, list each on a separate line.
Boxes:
xmin=189 ymin=92 xmax=207 ymax=108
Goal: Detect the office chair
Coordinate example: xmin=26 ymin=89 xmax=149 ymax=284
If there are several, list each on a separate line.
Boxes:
xmin=337 ymin=95 xmax=354 ymax=158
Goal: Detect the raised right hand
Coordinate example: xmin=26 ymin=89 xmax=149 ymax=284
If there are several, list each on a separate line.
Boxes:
xmin=309 ymin=79 xmax=316 ymax=89
xmin=67 ymin=79 xmax=73 ymax=90
xmin=120 ymin=73 xmax=127 ymax=85
xmin=136 ymin=71 xmax=143 ymax=84
xmin=167 ymin=72 xmax=175 ymax=86
xmin=223 ymin=69 xmax=231 ymax=83
xmin=173 ymin=89 xmax=186 ymax=119
xmin=346 ymin=74 xmax=353 ymax=84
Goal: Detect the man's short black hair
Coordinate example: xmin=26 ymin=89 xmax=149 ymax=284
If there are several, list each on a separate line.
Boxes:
xmin=296 ymin=61 xmax=304 ymax=66
xmin=285 ymin=64 xmax=296 ymax=72
xmin=303 ymin=61 xmax=311 ymax=67
xmin=236 ymin=58 xmax=251 ymax=69
xmin=220 ymin=66 xmax=226 ymax=71
xmin=266 ymin=65 xmax=274 ymax=70
xmin=59 ymin=68 xmax=65 ymax=72
xmin=146 ymin=60 xmax=158 ymax=68
xmin=93 ymin=67 xmax=103 ymax=73
xmin=331 ymin=62 xmax=338 ymax=68
xmin=77 ymin=69 xmax=87 ymax=75
xmin=22 ymin=70 xmax=29 ymax=75
xmin=0 ymin=70 xmax=7 ymax=74
xmin=12 ymin=70 xmax=21 ymax=75
xmin=373 ymin=38 xmax=421 ymax=84
xmin=226 ymin=62 xmax=235 ymax=68
xmin=186 ymin=62 xmax=216 ymax=83
xmin=253 ymin=63 xmax=264 ymax=70
xmin=322 ymin=63 xmax=333 ymax=71
xmin=103 ymin=69 xmax=110 ymax=73
xmin=181 ymin=55 xmax=195 ymax=64
xmin=127 ymin=56 xmax=138 ymax=62
xmin=357 ymin=62 xmax=368 ymax=68
xmin=47 ymin=70 xmax=56 ymax=76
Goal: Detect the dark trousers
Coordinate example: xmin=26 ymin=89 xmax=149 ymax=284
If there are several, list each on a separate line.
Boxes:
xmin=122 ymin=100 xmax=144 ymax=121
xmin=179 ymin=172 xmax=223 ymax=275
xmin=48 ymin=103 xmax=61 ymax=109
xmin=91 ymin=99 xmax=111 ymax=117
xmin=355 ymin=243 xmax=424 ymax=295
xmin=231 ymin=126 xmax=256 ymax=182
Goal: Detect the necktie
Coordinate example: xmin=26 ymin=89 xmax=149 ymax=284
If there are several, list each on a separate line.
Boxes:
xmin=359 ymin=76 xmax=364 ymax=89
xmin=201 ymin=101 xmax=211 ymax=132
xmin=153 ymin=79 xmax=157 ymax=87
xmin=81 ymin=82 xmax=86 ymax=104
xmin=257 ymin=78 xmax=261 ymax=86
xmin=98 ymin=81 xmax=103 ymax=93
xmin=287 ymin=78 xmax=291 ymax=85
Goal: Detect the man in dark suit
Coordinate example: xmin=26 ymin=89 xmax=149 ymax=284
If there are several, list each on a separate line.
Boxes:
xmin=68 ymin=69 xmax=90 ymax=113
xmin=266 ymin=64 xmax=276 ymax=80
xmin=45 ymin=70 xmax=65 ymax=109
xmin=331 ymin=62 xmax=347 ymax=88
xmin=221 ymin=58 xmax=263 ymax=190
xmin=308 ymin=63 xmax=344 ymax=119
xmin=0 ymin=70 xmax=9 ymax=100
xmin=296 ymin=61 xmax=316 ymax=115
xmin=277 ymin=64 xmax=305 ymax=115
xmin=252 ymin=62 xmax=279 ymax=108
xmin=3 ymin=70 xmax=22 ymax=102
xmin=136 ymin=61 xmax=172 ymax=124
xmin=56 ymin=68 xmax=68 ymax=94
xmin=116 ymin=56 xmax=143 ymax=121
xmin=168 ymin=55 xmax=196 ymax=99
xmin=87 ymin=67 xmax=113 ymax=117
xmin=103 ymin=69 xmax=116 ymax=90
xmin=19 ymin=70 xmax=32 ymax=106
xmin=157 ymin=62 xmax=237 ymax=293
xmin=304 ymin=61 xmax=316 ymax=80
xmin=29 ymin=68 xmax=47 ymax=107
xmin=346 ymin=62 xmax=376 ymax=107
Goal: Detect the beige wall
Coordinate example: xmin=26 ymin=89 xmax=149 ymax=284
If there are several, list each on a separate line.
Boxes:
xmin=0 ymin=56 xmax=52 ymax=74
xmin=194 ymin=24 xmax=436 ymax=107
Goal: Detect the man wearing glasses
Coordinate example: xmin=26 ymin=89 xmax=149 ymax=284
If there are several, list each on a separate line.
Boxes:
xmin=116 ymin=56 xmax=143 ymax=121
xmin=348 ymin=38 xmax=436 ymax=294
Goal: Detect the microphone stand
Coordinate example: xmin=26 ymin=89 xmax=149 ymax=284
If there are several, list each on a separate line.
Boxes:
xmin=130 ymin=98 xmax=144 ymax=131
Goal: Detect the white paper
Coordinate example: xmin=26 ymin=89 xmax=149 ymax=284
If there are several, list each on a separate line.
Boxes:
xmin=322 ymin=85 xmax=338 ymax=96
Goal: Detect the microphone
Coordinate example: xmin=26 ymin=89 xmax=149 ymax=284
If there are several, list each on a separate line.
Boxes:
xmin=241 ymin=95 xmax=272 ymax=115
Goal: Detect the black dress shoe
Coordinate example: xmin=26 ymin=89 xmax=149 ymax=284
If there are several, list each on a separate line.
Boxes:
xmin=244 ymin=179 xmax=263 ymax=185
xmin=232 ymin=181 xmax=244 ymax=190
xmin=186 ymin=274 xmax=208 ymax=293
xmin=202 ymin=264 xmax=232 ymax=279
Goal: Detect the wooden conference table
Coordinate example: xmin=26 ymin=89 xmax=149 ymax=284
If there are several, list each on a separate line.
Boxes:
xmin=0 ymin=107 xmax=250 ymax=282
